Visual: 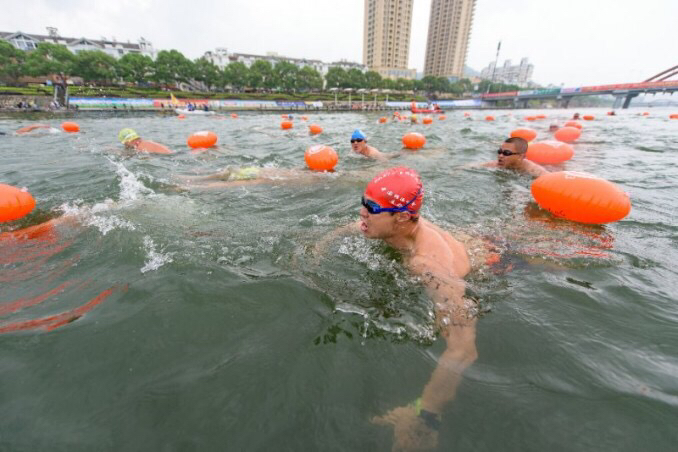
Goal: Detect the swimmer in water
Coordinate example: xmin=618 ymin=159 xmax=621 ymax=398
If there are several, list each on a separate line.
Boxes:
xmin=549 ymin=123 xmax=559 ymax=132
xmin=479 ymin=137 xmax=549 ymax=177
xmin=15 ymin=124 xmax=57 ymax=135
xmin=118 ymin=128 xmax=172 ymax=154
xmin=572 ymin=112 xmax=581 ymax=120
xmin=316 ymin=167 xmax=480 ymax=450
xmin=350 ymin=129 xmax=395 ymax=161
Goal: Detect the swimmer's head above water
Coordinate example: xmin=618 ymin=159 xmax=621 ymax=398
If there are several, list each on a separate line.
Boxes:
xmin=497 ymin=137 xmax=528 ymax=168
xmin=350 ymin=129 xmax=368 ymax=153
xmin=360 ymin=167 xmax=423 ymax=238
xmin=118 ymin=128 xmax=140 ymax=147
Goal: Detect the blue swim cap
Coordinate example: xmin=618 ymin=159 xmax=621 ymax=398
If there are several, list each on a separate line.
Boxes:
xmin=351 ymin=129 xmax=366 ymax=141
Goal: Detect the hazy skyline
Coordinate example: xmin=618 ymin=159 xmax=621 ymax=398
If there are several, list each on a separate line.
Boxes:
xmin=1 ymin=0 xmax=675 ymax=87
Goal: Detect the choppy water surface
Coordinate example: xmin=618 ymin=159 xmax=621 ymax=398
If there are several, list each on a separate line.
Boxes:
xmin=1 ymin=109 xmax=676 ymax=451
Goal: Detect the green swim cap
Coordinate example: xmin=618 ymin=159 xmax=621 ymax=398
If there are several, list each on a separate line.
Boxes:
xmin=118 ymin=128 xmax=140 ymax=144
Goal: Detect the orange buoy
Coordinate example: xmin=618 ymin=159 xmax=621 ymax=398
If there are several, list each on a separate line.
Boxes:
xmin=464 ymin=112 xmax=471 ymax=117
xmin=438 ymin=115 xmax=447 ymax=120
xmin=304 ymin=145 xmax=338 ymax=171
xmin=564 ymin=120 xmax=582 ymax=129
xmin=187 ymin=131 xmax=218 ymax=149
xmin=301 ymin=116 xmax=308 ymax=121
xmin=606 ymin=111 xmax=615 ymax=116
xmin=231 ymin=113 xmax=238 ymax=118
xmin=510 ymin=127 xmax=538 ymax=142
xmin=422 ymin=117 xmax=433 ymax=124
xmin=281 ymin=114 xmax=289 ymax=119
xmin=281 ymin=121 xmax=293 ymax=130
xmin=309 ymin=124 xmax=323 ymax=135
xmin=485 ymin=115 xmax=495 ymax=121
xmin=0 ymin=184 xmax=36 ymax=223
xmin=536 ymin=114 xmax=547 ymax=119
xmin=178 ymin=114 xmax=186 ymax=119
xmin=402 ymin=132 xmax=426 ymax=150
xmin=583 ymin=115 xmax=595 ymax=121
xmin=641 ymin=112 xmax=650 ymax=116
xmin=525 ymin=116 xmax=537 ymax=121
xmin=554 ymin=126 xmax=581 ymax=143
xmin=526 ymin=141 xmax=574 ymax=164
xmin=670 ymin=114 xmax=678 ymax=119
xmin=379 ymin=117 xmax=388 ymax=123
xmin=61 ymin=122 xmax=80 ymax=133
xmin=531 ymin=171 xmax=631 ymax=224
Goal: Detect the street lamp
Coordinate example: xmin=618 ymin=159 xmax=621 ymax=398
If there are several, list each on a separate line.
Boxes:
xmin=383 ymin=89 xmax=391 ymax=104
xmin=358 ymin=88 xmax=367 ymax=108
xmin=329 ymin=87 xmax=339 ymax=106
xmin=344 ymin=88 xmax=353 ymax=108
xmin=371 ymin=88 xmax=379 ymax=108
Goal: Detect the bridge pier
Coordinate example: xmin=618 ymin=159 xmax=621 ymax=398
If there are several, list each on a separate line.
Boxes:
xmin=558 ymin=96 xmax=572 ymax=108
xmin=613 ymin=95 xmax=624 ymax=109
xmin=622 ymin=93 xmax=638 ymax=109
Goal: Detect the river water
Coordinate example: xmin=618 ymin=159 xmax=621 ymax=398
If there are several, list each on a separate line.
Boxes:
xmin=1 ymin=108 xmax=676 ymax=451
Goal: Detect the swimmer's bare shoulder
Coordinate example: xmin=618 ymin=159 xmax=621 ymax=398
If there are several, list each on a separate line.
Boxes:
xmin=417 ymin=220 xmax=471 ymax=278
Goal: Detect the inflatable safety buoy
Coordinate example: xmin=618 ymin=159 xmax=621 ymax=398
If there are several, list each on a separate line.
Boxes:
xmin=281 ymin=121 xmax=293 ymax=130
xmin=536 ymin=114 xmax=547 ymax=119
xmin=531 ymin=171 xmax=631 ymax=224
xmin=402 ymin=132 xmax=426 ymax=150
xmin=301 ymin=116 xmax=308 ymax=121
xmin=187 ymin=131 xmax=217 ymax=148
xmin=438 ymin=115 xmax=447 ymax=120
xmin=0 ymin=184 xmax=36 ymax=223
xmin=61 ymin=122 xmax=80 ymax=133
xmin=231 ymin=113 xmax=238 ymax=118
xmin=511 ymin=127 xmax=537 ymax=142
xmin=670 ymin=114 xmax=678 ymax=119
xmin=485 ymin=115 xmax=495 ymax=121
xmin=178 ymin=114 xmax=186 ymax=119
xmin=464 ymin=112 xmax=471 ymax=117
xmin=554 ymin=126 xmax=581 ymax=143
xmin=379 ymin=117 xmax=388 ymax=123
xmin=564 ymin=120 xmax=582 ymax=129
xmin=305 ymin=145 xmax=338 ymax=171
xmin=309 ymin=124 xmax=323 ymax=135
xmin=525 ymin=116 xmax=537 ymax=121
xmin=281 ymin=114 xmax=289 ymax=119
xmin=422 ymin=118 xmax=433 ymax=125
xmin=642 ymin=112 xmax=650 ymax=116
xmin=583 ymin=115 xmax=595 ymax=121
xmin=526 ymin=141 xmax=574 ymax=164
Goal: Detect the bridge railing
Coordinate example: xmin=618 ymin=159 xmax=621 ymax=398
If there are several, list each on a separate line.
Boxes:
xmin=480 ymin=80 xmax=678 ymax=99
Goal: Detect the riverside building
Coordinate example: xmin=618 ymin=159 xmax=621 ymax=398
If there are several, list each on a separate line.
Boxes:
xmin=423 ymin=0 xmax=476 ymax=80
xmin=480 ymin=58 xmax=534 ymax=87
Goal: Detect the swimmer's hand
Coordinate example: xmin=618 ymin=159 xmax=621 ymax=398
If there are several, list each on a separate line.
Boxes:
xmin=371 ymin=404 xmax=438 ymax=452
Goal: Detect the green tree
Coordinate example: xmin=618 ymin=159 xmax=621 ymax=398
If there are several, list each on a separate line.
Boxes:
xmin=72 ymin=50 xmax=118 ymax=84
xmin=394 ymin=78 xmax=413 ymax=92
xmin=0 ymin=41 xmax=25 ymax=83
xmin=193 ymin=57 xmax=220 ymax=91
xmin=364 ymin=70 xmax=382 ymax=89
xmin=345 ymin=68 xmax=365 ymax=89
xmin=273 ymin=61 xmax=299 ymax=92
xmin=296 ymin=66 xmax=323 ymax=92
xmin=421 ymin=75 xmax=438 ymax=95
xmin=381 ymin=78 xmax=396 ymax=90
xmin=325 ymin=67 xmax=347 ymax=89
xmin=117 ymin=52 xmax=154 ymax=84
xmin=248 ymin=60 xmax=273 ymax=91
xmin=23 ymin=42 xmax=75 ymax=77
xmin=153 ymin=49 xmax=194 ymax=85
xmin=222 ymin=62 xmax=249 ymax=91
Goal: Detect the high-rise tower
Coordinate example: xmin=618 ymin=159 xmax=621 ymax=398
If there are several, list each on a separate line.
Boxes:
xmin=424 ymin=0 xmax=476 ymax=79
xmin=363 ymin=0 xmax=416 ymax=80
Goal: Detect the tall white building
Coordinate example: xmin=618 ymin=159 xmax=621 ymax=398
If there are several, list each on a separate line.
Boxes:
xmin=424 ymin=0 xmax=476 ymax=79
xmin=480 ymin=58 xmax=534 ymax=87
xmin=0 ymin=28 xmax=157 ymax=60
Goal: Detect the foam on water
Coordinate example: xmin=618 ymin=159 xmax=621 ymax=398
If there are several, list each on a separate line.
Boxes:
xmin=140 ymin=235 xmax=174 ymax=273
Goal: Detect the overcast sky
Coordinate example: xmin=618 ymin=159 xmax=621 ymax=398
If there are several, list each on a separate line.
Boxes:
xmin=2 ymin=0 xmax=675 ymax=86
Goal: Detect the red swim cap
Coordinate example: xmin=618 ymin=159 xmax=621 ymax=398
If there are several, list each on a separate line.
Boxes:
xmin=364 ymin=167 xmax=424 ymax=213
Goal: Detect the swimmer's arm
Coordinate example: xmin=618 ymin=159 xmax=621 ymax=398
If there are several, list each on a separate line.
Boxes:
xmin=312 ymin=221 xmax=360 ymax=257
xmin=409 ymin=257 xmax=478 ymax=418
xmin=524 ymin=160 xmax=549 ymax=177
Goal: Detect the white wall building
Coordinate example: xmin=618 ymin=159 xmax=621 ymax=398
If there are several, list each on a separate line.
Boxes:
xmin=0 ymin=28 xmax=157 ymax=60
xmin=480 ymin=57 xmax=534 ymax=87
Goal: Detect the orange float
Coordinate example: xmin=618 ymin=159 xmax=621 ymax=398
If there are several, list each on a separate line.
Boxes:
xmin=301 ymin=116 xmax=308 ymax=121
xmin=554 ymin=126 xmax=581 ymax=143
xmin=642 ymin=112 xmax=650 ymax=116
xmin=536 ymin=114 xmax=547 ymax=119
xmin=187 ymin=131 xmax=218 ymax=149
xmin=438 ymin=115 xmax=447 ymax=120
xmin=0 ymin=184 xmax=36 ymax=223
xmin=485 ymin=115 xmax=495 ymax=121
xmin=670 ymin=114 xmax=678 ymax=119
xmin=422 ymin=118 xmax=433 ymax=124
xmin=309 ymin=124 xmax=323 ymax=135
xmin=379 ymin=117 xmax=388 ymax=123
xmin=281 ymin=114 xmax=289 ymax=119
xmin=606 ymin=111 xmax=615 ymax=116
xmin=231 ymin=113 xmax=238 ymax=118
xmin=402 ymin=132 xmax=426 ymax=150
xmin=526 ymin=116 xmax=537 ymax=121
xmin=305 ymin=145 xmax=338 ymax=171
xmin=510 ymin=127 xmax=537 ymax=142
xmin=526 ymin=141 xmax=574 ymax=164
xmin=564 ymin=120 xmax=582 ymax=129
xmin=281 ymin=121 xmax=293 ymax=130
xmin=583 ymin=115 xmax=595 ymax=121
xmin=178 ymin=114 xmax=186 ymax=119
xmin=531 ymin=171 xmax=631 ymax=224
xmin=464 ymin=112 xmax=471 ymax=117
xmin=61 ymin=122 xmax=80 ymax=133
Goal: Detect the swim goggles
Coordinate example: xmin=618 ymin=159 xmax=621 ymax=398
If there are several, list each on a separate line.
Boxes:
xmin=351 ymin=138 xmax=364 ymax=143
xmin=361 ymin=189 xmax=421 ymax=214
xmin=497 ymin=149 xmax=521 ymax=156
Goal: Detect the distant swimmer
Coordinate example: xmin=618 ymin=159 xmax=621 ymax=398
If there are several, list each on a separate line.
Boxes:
xmin=549 ymin=123 xmax=559 ymax=132
xmin=315 ymin=167 xmax=480 ymax=450
xmin=572 ymin=112 xmax=581 ymax=120
xmin=16 ymin=124 xmax=58 ymax=135
xmin=350 ymin=129 xmax=395 ymax=161
xmin=478 ymin=137 xmax=549 ymax=177
xmin=118 ymin=128 xmax=172 ymax=154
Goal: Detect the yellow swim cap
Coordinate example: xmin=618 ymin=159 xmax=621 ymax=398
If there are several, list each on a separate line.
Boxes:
xmin=118 ymin=128 xmax=140 ymax=144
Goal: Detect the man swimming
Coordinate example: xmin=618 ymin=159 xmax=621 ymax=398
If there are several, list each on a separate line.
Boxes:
xmin=480 ymin=137 xmax=549 ymax=177
xmin=350 ymin=129 xmax=395 ymax=161
xmin=118 ymin=128 xmax=172 ymax=154
xmin=318 ymin=167 xmax=479 ymax=450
